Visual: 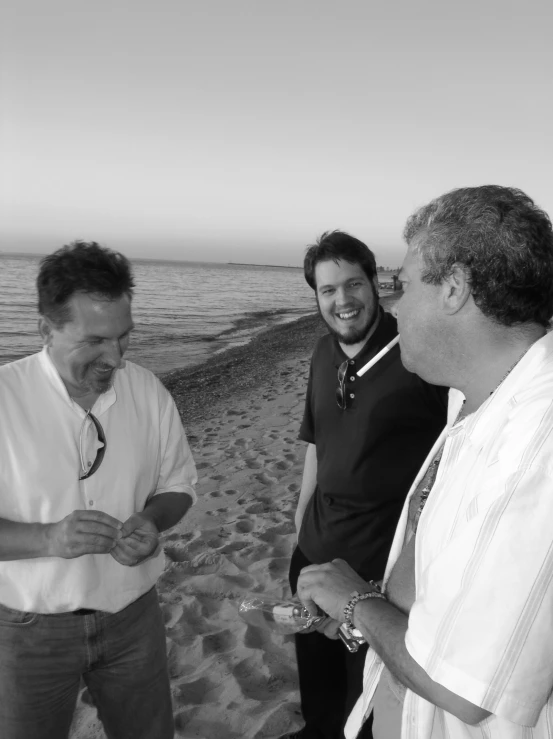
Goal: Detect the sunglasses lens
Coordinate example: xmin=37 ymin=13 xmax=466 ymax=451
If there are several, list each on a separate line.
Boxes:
xmin=79 ymin=413 xmax=107 ymax=480
xmin=336 ymin=361 xmax=349 ymax=410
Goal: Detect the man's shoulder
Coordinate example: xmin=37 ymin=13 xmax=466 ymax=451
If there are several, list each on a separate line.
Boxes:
xmin=118 ymin=360 xmax=172 ymax=403
xmin=0 ymin=352 xmax=42 ymax=385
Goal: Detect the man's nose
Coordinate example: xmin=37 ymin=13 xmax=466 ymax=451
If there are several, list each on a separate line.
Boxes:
xmin=335 ymin=287 xmax=350 ymax=307
xmin=103 ymin=340 xmax=124 ymax=367
xmin=390 ymin=301 xmax=399 ymax=319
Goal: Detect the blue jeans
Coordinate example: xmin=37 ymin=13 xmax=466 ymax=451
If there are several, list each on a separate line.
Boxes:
xmin=0 ymin=587 xmax=174 ymax=739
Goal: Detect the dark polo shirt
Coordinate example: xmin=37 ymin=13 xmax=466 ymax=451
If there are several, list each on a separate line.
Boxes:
xmin=298 ymin=308 xmax=448 ymax=580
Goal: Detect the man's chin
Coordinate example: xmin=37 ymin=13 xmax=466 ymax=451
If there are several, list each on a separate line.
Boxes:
xmin=327 ymin=323 xmax=373 ymax=346
xmin=89 ymin=371 xmax=117 ymax=394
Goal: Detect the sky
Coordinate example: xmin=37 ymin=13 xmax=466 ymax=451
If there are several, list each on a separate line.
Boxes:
xmin=1 ymin=0 xmax=552 ymax=267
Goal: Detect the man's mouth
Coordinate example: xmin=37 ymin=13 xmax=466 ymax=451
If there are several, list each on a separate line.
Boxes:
xmin=336 ymin=309 xmax=360 ymax=321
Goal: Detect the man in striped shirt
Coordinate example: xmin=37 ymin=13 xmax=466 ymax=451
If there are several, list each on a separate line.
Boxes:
xmin=296 ymin=185 xmax=553 ymax=738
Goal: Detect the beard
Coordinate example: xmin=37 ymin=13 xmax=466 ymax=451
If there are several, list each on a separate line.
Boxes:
xmin=83 ymin=364 xmax=118 ymax=394
xmin=317 ymin=297 xmax=379 ymax=345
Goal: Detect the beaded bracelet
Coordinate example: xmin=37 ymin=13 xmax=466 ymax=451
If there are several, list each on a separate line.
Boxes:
xmin=343 ymin=586 xmax=386 ymax=630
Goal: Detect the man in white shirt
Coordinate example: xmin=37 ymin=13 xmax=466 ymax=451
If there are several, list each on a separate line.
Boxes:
xmin=296 ymin=185 xmax=553 ymax=738
xmin=0 ymin=241 xmax=197 ymax=739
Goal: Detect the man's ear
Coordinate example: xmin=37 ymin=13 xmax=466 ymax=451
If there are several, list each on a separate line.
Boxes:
xmin=38 ymin=317 xmax=53 ymax=346
xmin=442 ymin=264 xmax=472 ymax=315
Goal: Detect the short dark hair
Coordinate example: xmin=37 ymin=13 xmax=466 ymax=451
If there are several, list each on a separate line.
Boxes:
xmin=404 ymin=186 xmax=553 ymax=328
xmin=37 ymin=241 xmax=135 ymax=328
xmin=304 ymin=230 xmax=377 ymax=290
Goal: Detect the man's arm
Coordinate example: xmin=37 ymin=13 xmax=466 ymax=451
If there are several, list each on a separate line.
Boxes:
xmin=139 ymin=491 xmax=193 ymax=533
xmin=297 ymin=559 xmax=491 ymax=725
xmin=110 ymin=491 xmax=193 ymax=567
xmin=0 ymin=512 xmax=122 ymax=560
xmin=295 ymin=443 xmax=317 ymax=534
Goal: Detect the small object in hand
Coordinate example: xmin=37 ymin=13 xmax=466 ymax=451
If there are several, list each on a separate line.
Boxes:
xmin=238 ymin=594 xmax=326 ymax=634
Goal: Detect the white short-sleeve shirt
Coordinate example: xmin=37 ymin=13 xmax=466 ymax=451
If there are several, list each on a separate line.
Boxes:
xmin=346 ymin=331 xmax=553 ymax=739
xmin=0 ymin=348 xmax=197 ymax=613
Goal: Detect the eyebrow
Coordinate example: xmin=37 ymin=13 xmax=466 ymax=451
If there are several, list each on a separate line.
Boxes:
xmin=83 ymin=325 xmax=135 ymax=341
xmin=318 ymin=276 xmax=366 ymax=290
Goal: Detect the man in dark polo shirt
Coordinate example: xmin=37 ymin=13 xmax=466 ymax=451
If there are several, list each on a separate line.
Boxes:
xmin=283 ymin=231 xmax=447 ymax=739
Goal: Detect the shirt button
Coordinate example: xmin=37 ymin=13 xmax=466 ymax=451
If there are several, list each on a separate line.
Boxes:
xmin=349 ymin=360 xmax=355 ymax=365
xmin=88 ymin=500 xmax=94 ymax=507
xmin=349 ymin=393 xmax=355 ymax=399
xmin=349 ymin=376 xmax=356 ymax=381
xmin=87 ymin=461 xmax=92 ymax=468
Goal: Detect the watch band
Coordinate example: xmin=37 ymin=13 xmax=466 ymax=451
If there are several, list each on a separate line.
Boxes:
xmin=343 ymin=588 xmax=386 ymax=630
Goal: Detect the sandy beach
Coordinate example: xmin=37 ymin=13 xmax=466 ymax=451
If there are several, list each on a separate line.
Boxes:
xmin=70 ymin=296 xmax=399 ymax=739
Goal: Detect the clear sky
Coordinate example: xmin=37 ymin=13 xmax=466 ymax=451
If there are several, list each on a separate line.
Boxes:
xmin=1 ymin=0 xmax=552 ymax=267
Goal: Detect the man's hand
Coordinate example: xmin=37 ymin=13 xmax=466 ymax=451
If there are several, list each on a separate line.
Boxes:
xmin=45 ymin=510 xmax=123 ymax=558
xmin=110 ymin=513 xmax=160 ymax=567
xmin=314 ymin=616 xmax=342 ymax=640
xmin=297 ymin=558 xmax=371 ymax=622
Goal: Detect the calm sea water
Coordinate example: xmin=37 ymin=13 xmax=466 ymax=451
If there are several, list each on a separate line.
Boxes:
xmin=0 ymin=254 xmax=315 ymax=374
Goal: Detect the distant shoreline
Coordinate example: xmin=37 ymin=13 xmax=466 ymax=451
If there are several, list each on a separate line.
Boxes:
xmin=227 ymin=262 xmax=302 ymax=269
xmin=161 ymin=291 xmax=402 ymax=425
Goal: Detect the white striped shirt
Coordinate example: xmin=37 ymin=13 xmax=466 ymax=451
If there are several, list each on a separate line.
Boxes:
xmin=346 ymin=330 xmax=553 ymax=739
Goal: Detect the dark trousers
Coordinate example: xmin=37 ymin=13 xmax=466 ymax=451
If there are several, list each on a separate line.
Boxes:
xmin=290 ymin=547 xmax=373 ymax=739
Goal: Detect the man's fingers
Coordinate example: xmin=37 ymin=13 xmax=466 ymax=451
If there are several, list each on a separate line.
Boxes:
xmin=113 ymin=537 xmax=145 ymax=554
xmin=73 ymin=510 xmax=123 ymax=529
xmin=76 ymin=521 xmax=122 ymax=540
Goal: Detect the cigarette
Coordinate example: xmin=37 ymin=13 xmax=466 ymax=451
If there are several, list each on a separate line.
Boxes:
xmin=357 ymin=335 xmax=400 ymax=377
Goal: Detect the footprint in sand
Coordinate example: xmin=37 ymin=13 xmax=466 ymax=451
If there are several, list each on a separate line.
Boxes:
xmin=164 ymin=546 xmax=190 ymax=563
xmin=202 ymin=628 xmax=237 ymax=656
xmin=224 ymin=489 xmax=238 ymax=496
xmin=209 ymin=490 xmax=222 ymax=497
xmin=219 ymin=541 xmax=249 ymax=554
xmin=244 ymin=502 xmax=269 ymax=515
xmin=254 ymin=472 xmax=279 ymax=486
xmin=235 ymin=520 xmax=254 ymax=533
xmin=175 ymin=676 xmax=221 ymax=706
xmin=268 ymin=460 xmax=292 ymax=471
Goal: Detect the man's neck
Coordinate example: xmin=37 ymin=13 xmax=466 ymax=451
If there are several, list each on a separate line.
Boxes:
xmin=70 ymin=391 xmax=101 ymax=411
xmin=457 ymin=326 xmax=546 ymax=414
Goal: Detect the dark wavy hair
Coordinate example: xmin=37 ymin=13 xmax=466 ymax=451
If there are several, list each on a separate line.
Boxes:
xmin=304 ymin=230 xmax=377 ymax=290
xmin=404 ymin=186 xmax=553 ymax=327
xmin=37 ymin=241 xmax=135 ymax=328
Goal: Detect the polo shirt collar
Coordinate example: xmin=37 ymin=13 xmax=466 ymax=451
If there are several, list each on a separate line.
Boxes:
xmin=38 ymin=346 xmax=117 ymax=416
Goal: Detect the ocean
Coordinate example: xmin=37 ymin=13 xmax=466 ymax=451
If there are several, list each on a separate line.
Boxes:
xmin=0 ymin=254 xmax=315 ymax=374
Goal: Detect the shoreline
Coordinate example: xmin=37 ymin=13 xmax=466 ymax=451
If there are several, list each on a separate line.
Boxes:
xmin=160 ymin=292 xmax=401 ymax=425
xmin=160 ymin=312 xmax=327 ymax=424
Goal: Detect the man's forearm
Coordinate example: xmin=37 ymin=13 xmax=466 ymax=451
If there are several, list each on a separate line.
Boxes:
xmin=0 ymin=518 xmax=51 ymax=560
xmin=141 ymin=491 xmax=193 ymax=532
xmin=353 ymin=598 xmax=490 ymax=725
xmin=295 ymin=443 xmax=317 ymax=527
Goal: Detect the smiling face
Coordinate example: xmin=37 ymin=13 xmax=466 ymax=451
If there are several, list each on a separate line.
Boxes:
xmin=40 ymin=292 xmax=134 ymax=398
xmin=314 ymin=259 xmax=379 ymax=349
